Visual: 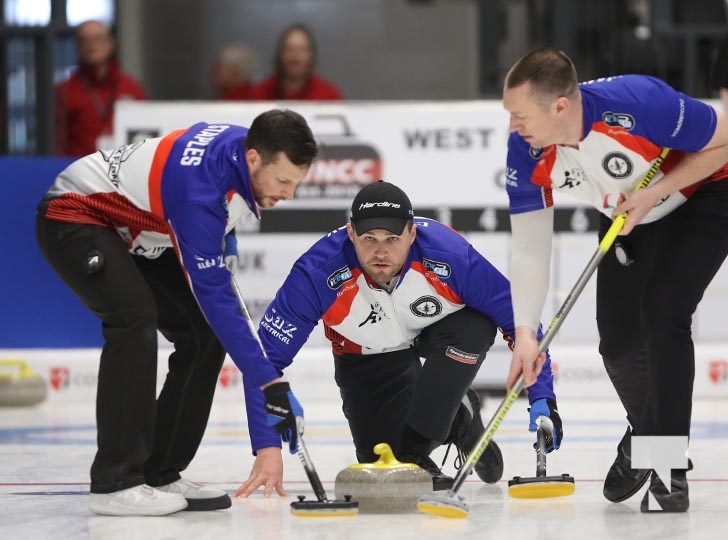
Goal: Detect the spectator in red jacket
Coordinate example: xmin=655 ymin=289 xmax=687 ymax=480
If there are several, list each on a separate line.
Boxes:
xmin=54 ymin=20 xmax=146 ymax=156
xmin=211 ymin=43 xmax=259 ymax=100
xmin=250 ymin=23 xmax=343 ymax=101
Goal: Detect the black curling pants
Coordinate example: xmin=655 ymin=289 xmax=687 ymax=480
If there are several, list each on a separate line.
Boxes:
xmin=36 ymin=208 xmax=226 ymax=493
xmin=333 ymin=307 xmax=498 ymax=463
xmin=597 ymin=180 xmax=728 ymax=439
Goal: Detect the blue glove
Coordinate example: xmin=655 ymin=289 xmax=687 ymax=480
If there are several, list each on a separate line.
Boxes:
xmin=263 ymin=381 xmax=304 ymax=454
xmin=223 ymin=230 xmax=238 ymax=272
xmin=528 ymin=398 xmax=562 ymax=453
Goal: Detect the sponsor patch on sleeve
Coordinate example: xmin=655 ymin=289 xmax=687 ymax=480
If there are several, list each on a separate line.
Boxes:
xmin=445 ymin=346 xmax=479 ymax=365
xmin=327 ymin=266 xmax=353 ymax=289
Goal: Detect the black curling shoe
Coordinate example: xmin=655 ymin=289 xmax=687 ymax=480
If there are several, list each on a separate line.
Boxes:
xmin=603 ymin=427 xmax=651 ymax=502
xmin=640 ymin=470 xmax=689 ymax=513
xmin=399 ymin=453 xmax=454 ymax=491
xmin=454 ymin=388 xmax=504 ymax=484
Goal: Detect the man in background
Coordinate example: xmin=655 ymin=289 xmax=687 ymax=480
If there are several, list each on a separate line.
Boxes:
xmin=54 ymin=20 xmax=146 ymax=156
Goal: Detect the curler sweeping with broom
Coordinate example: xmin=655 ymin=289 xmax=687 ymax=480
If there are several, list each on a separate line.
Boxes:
xmin=235 ymin=180 xmax=562 ymax=499
xmin=503 ymin=47 xmax=728 ymax=512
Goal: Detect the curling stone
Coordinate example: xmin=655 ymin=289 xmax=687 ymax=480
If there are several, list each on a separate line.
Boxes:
xmin=0 ymin=359 xmax=48 ymax=407
xmin=335 ymin=442 xmax=432 ymax=513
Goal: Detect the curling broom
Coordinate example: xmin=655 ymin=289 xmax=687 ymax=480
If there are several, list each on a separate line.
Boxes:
xmin=230 ymin=277 xmax=358 ymax=517
xmin=508 ymin=419 xmax=575 ymax=498
xmin=417 ymin=147 xmax=670 ymax=518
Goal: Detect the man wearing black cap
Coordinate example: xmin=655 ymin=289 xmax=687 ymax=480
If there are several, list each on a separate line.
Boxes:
xmin=235 ymin=181 xmax=561 ymax=498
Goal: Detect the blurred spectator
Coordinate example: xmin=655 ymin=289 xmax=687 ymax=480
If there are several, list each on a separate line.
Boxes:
xmin=54 ymin=20 xmax=146 ymax=157
xmin=250 ymin=23 xmax=343 ymax=101
xmin=211 ymin=43 xmax=259 ymax=100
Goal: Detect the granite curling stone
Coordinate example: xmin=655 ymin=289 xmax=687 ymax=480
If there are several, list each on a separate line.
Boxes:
xmin=334 ymin=442 xmax=433 ymax=513
xmin=0 ymin=359 xmax=48 ymax=407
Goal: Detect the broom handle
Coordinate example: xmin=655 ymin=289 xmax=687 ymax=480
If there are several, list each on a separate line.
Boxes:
xmin=296 ymin=417 xmax=329 ymax=502
xmin=449 ymin=147 xmax=670 ymax=495
xmin=450 ymin=243 xmax=606 ymax=493
xmin=536 ymin=426 xmax=547 ymax=478
xmin=230 ymin=277 xmax=330 ymax=502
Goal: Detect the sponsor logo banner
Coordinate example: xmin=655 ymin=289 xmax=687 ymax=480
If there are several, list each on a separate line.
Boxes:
xmin=114 ymin=101 xmax=523 ymax=209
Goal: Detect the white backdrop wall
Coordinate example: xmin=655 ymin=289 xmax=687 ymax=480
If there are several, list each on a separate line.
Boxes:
xmin=114 ymin=100 xmax=515 ymax=209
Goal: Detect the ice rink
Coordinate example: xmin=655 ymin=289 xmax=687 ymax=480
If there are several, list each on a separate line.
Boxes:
xmin=1 ymin=347 xmax=726 ymax=540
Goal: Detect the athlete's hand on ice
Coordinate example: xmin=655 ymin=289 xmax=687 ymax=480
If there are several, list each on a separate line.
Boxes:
xmin=234 ymin=447 xmax=287 ymax=498
xmin=528 ymin=398 xmax=563 ymax=453
xmin=507 ymin=327 xmax=546 ymax=390
xmin=263 ymin=381 xmax=304 ymax=454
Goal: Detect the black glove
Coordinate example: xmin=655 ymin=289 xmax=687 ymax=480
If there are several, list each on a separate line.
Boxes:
xmin=528 ymin=398 xmax=563 ymax=453
xmin=263 ymin=381 xmax=304 ymax=454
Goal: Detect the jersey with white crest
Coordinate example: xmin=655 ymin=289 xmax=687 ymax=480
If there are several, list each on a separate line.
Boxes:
xmin=506 ymin=75 xmax=728 ymax=218
xmin=245 ymin=217 xmax=557 ymax=450
xmin=42 ymin=123 xmax=282 ymax=387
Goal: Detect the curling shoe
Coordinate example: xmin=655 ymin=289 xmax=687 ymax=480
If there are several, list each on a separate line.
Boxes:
xmin=399 ymin=453 xmax=454 ymax=491
xmin=157 ymin=478 xmax=231 ymax=511
xmin=454 ymin=388 xmax=504 ymax=484
xmin=640 ymin=470 xmax=689 ymax=513
xmin=603 ymin=427 xmax=651 ymax=502
xmin=89 ymin=484 xmax=188 ymax=516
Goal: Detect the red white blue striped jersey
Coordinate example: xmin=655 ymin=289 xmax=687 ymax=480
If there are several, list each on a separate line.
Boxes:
xmin=43 ymin=123 xmax=281 ymax=387
xmin=245 ymin=218 xmax=556 ymax=450
xmin=506 ymin=75 xmax=728 ymax=218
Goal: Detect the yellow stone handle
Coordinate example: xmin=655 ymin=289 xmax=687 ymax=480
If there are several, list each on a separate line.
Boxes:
xmin=373 ymin=443 xmax=401 ymax=466
xmin=0 ymin=359 xmax=38 ymax=379
xmin=346 ymin=442 xmax=420 ymax=470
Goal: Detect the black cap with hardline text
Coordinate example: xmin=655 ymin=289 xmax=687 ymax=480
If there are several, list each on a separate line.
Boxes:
xmin=349 ymin=180 xmax=414 ymax=236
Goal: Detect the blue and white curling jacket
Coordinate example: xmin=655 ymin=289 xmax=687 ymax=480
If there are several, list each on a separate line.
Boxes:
xmin=43 ymin=123 xmax=279 ymax=388
xmin=246 ymin=217 xmax=557 ymax=450
xmin=506 ymin=75 xmax=728 ymax=219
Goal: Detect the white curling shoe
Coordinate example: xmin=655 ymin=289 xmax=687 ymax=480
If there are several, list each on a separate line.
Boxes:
xmin=88 ymin=484 xmax=188 ymax=516
xmin=156 ymin=478 xmax=232 ymax=511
